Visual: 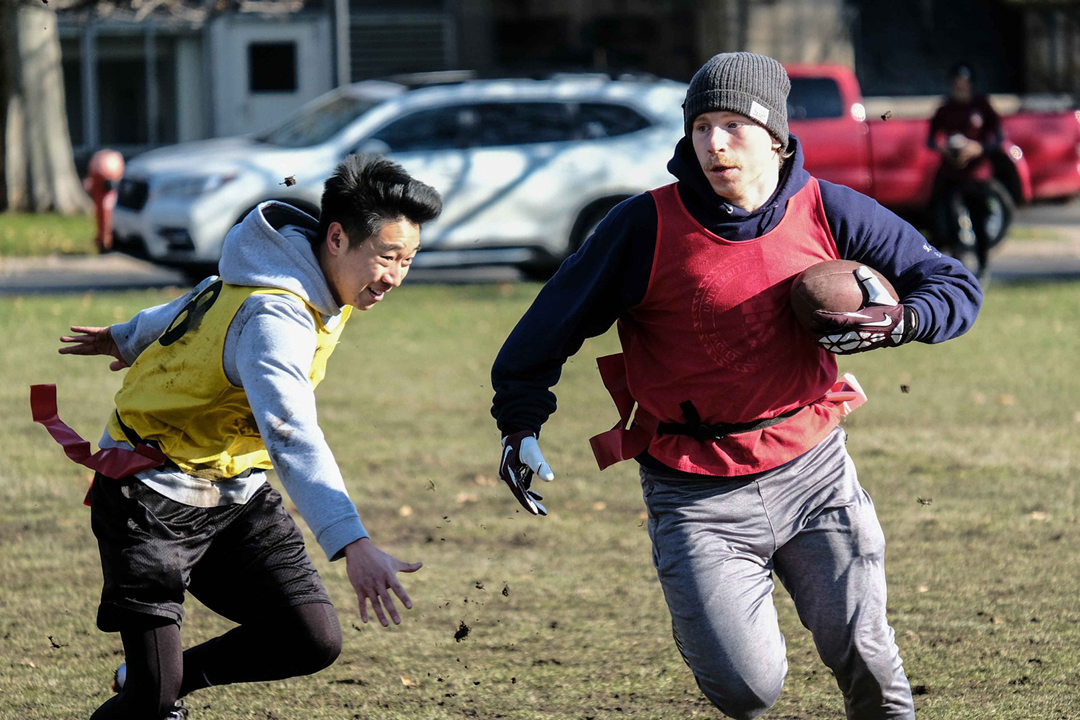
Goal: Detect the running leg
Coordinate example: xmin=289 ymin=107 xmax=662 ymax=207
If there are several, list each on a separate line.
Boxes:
xmin=90 ymin=619 xmax=183 ymax=720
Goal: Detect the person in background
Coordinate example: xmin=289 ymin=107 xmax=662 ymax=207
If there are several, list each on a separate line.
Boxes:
xmin=927 ymin=62 xmax=1005 ymax=279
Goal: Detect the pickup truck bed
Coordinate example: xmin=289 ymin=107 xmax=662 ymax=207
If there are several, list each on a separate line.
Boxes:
xmin=787 ymin=64 xmax=1080 ymax=214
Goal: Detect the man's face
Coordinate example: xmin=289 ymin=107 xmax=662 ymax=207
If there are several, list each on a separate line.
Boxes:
xmin=950 ymin=75 xmax=973 ymax=103
xmin=322 ymin=218 xmax=420 ymax=311
xmin=691 ymin=111 xmax=783 ymax=203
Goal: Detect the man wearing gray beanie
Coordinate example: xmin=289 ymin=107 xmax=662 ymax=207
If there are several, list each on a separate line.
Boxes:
xmin=683 ymin=51 xmax=791 ymax=145
xmin=492 ymin=52 xmax=981 ymax=720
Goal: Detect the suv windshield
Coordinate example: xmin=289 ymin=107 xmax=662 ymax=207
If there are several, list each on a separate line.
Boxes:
xmin=255 ymin=93 xmax=381 ymax=147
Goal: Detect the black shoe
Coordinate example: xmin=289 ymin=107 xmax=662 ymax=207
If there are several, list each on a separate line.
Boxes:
xmin=112 ymin=663 xmax=189 ymax=718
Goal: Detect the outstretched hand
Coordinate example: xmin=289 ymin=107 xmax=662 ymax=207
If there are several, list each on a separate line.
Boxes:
xmin=498 ymin=431 xmax=555 ymax=516
xmin=344 ymin=538 xmax=422 ymax=627
xmin=58 ymin=326 xmax=128 ymax=371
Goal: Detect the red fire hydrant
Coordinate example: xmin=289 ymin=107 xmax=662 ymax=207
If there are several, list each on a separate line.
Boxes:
xmin=84 ymin=149 xmax=125 ymax=253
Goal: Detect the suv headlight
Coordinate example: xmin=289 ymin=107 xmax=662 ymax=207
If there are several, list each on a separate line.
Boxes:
xmin=155 ymin=172 xmax=238 ymax=198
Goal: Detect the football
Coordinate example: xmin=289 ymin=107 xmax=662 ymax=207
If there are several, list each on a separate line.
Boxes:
xmin=789 ymin=259 xmax=898 ymax=331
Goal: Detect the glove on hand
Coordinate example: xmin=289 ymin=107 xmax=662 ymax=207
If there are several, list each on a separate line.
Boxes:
xmin=813 ymin=265 xmax=917 ymax=354
xmin=499 ymin=430 xmax=554 ymax=516
xmin=813 ymin=304 xmax=918 ymax=354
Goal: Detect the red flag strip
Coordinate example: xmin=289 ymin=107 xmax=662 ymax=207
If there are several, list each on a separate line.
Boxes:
xmin=30 ymin=384 xmax=167 ymax=487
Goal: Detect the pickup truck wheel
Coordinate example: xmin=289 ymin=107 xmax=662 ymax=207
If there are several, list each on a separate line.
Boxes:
xmin=936 ymin=178 xmax=1012 ymax=280
xmin=952 ymin=208 xmax=982 ymax=277
xmin=981 ymin=178 xmax=1014 ymax=250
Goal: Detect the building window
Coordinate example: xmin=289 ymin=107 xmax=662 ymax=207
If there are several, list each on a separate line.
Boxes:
xmin=249 ymin=42 xmax=297 ymax=93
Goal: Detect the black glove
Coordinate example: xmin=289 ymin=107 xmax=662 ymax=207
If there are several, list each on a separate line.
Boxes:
xmin=498 ymin=430 xmax=554 ymax=516
xmin=813 ymin=304 xmax=918 ymax=354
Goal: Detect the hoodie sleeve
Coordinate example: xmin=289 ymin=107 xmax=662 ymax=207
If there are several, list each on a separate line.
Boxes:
xmin=490 ymin=195 xmax=657 ymax=435
xmin=818 ymin=180 xmax=982 ymax=343
xmin=109 ymin=276 xmax=219 ymax=365
xmin=230 ymin=295 xmax=368 ymax=560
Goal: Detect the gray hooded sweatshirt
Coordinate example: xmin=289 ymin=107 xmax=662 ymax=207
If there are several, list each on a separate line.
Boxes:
xmin=99 ymin=201 xmax=367 ymax=560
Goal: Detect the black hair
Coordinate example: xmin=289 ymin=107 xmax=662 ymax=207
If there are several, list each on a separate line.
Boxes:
xmin=949 ymin=62 xmax=975 ymax=83
xmin=315 ymin=154 xmax=442 ymax=250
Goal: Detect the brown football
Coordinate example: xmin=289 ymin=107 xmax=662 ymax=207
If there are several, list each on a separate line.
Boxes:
xmin=790 ymin=260 xmax=897 ymax=331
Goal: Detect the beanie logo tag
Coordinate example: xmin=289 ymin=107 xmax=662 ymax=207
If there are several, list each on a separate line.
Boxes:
xmin=749 ymin=101 xmax=770 ymax=126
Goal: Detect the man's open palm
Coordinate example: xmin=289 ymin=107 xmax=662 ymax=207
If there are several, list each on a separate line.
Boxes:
xmin=344 ymin=538 xmax=422 ymax=627
xmin=59 ymin=326 xmax=128 ymax=371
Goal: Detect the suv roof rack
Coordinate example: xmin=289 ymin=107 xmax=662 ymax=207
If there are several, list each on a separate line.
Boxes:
xmin=382 ymin=70 xmax=479 ymax=88
xmin=380 ymin=68 xmax=665 ymax=89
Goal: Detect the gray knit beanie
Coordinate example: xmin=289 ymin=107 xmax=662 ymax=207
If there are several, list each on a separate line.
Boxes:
xmin=683 ymin=52 xmax=791 ymax=146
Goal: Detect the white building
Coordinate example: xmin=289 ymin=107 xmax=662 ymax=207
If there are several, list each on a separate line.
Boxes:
xmin=59 ymin=1 xmax=339 ymax=166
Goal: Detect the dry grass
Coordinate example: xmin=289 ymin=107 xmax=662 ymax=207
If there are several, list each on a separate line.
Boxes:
xmin=1 ymin=280 xmax=1078 ymax=719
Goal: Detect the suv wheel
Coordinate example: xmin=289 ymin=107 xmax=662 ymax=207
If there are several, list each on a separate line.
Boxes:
xmin=179 ymin=262 xmax=219 ymax=285
xmin=516 ymin=198 xmax=627 ymax=281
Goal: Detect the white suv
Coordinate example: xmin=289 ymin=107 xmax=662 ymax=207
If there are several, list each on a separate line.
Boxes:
xmin=112 ymin=72 xmax=687 ymax=277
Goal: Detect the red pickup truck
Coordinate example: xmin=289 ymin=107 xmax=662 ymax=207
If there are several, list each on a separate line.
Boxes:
xmin=786 ymin=64 xmax=1080 ymax=215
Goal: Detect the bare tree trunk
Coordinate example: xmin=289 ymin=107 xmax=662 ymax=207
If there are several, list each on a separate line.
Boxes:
xmin=1 ymin=0 xmax=90 ymax=213
xmin=0 ymin=0 xmax=18 ymax=209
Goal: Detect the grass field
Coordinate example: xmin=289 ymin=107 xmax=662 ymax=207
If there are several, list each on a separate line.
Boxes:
xmin=0 ymin=213 xmax=96 ymax=257
xmin=1 ymin=280 xmax=1079 ymax=720
xmin=0 ymin=207 xmax=1070 ymax=259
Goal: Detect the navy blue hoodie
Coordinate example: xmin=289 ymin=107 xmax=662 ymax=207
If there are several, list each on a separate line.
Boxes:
xmin=491 ymin=135 xmax=982 ymax=440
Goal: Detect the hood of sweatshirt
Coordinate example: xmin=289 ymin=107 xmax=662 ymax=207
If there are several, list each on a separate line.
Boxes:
xmin=665 ymin=134 xmax=812 ymax=242
xmin=218 ymin=201 xmax=341 ymax=319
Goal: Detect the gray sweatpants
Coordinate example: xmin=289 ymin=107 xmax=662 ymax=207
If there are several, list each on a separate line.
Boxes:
xmin=640 ymin=428 xmax=915 ymax=720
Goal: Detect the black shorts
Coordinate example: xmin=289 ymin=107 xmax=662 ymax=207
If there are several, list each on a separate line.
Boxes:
xmin=89 ymin=474 xmax=331 ymax=632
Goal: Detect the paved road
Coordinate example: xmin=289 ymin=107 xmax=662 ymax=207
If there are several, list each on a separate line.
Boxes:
xmin=1 ymin=200 xmax=1078 ymax=294
xmin=0 ymin=254 xmax=188 ymax=294
xmin=993 ymin=251 xmax=1080 ymax=282
xmin=996 ymin=198 xmax=1080 ymax=281
xmin=1015 ymin=197 xmax=1080 ymax=228
xmin=0 ymin=254 xmax=521 ymax=294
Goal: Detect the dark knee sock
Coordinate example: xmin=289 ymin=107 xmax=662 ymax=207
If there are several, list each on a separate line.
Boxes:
xmin=180 ymin=602 xmax=341 ymax=696
xmin=91 ymin=620 xmax=183 ymax=720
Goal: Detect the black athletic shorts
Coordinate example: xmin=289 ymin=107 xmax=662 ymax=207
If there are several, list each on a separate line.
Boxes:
xmin=89 ymin=474 xmax=331 ymax=632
